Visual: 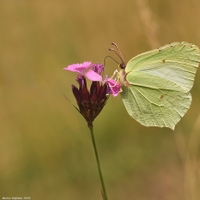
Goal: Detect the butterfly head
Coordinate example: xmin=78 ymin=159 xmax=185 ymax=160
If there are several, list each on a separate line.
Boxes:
xmin=119 ymin=62 xmax=126 ymax=70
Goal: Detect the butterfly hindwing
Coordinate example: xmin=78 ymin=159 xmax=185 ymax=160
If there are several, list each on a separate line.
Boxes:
xmin=121 ymin=83 xmax=192 ymax=130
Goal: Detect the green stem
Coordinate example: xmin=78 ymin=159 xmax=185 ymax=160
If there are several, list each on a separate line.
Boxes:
xmin=89 ymin=126 xmax=108 ymax=200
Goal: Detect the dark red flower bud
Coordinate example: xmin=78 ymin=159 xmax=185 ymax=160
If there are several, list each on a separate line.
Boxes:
xmin=72 ymin=78 xmax=109 ymax=128
xmin=72 ymin=85 xmax=81 ymax=105
xmin=99 ymin=83 xmax=108 ymax=100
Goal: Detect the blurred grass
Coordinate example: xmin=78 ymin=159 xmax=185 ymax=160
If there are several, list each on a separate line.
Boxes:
xmin=0 ymin=0 xmax=200 ymax=199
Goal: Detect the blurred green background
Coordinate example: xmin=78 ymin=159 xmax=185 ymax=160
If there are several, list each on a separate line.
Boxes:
xmin=0 ymin=0 xmax=200 ymax=199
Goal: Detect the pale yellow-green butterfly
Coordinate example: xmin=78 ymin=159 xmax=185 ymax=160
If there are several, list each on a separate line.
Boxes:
xmin=109 ymin=42 xmax=200 ymax=130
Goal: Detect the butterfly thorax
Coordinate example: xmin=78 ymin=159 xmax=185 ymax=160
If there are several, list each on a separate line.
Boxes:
xmin=118 ymin=68 xmax=130 ymax=87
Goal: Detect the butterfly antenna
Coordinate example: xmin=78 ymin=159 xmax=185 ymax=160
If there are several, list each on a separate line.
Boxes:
xmin=104 ymin=55 xmax=120 ymax=66
xmin=108 ymin=42 xmax=126 ymax=69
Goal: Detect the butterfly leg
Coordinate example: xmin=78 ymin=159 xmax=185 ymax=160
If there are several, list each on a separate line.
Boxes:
xmin=111 ymin=69 xmax=119 ymax=79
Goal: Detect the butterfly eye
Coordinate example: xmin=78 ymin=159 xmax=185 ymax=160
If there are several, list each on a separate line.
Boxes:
xmin=120 ymin=63 xmax=126 ymax=69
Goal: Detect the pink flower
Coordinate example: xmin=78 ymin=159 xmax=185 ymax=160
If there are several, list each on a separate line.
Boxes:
xmin=64 ymin=62 xmax=102 ymax=81
xmin=64 ymin=62 xmax=121 ymax=97
xmin=104 ymin=77 xmax=121 ymax=97
xmin=64 ymin=61 xmax=121 ymax=127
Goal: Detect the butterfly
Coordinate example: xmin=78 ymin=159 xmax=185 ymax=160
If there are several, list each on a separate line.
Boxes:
xmin=109 ymin=42 xmax=200 ymax=130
